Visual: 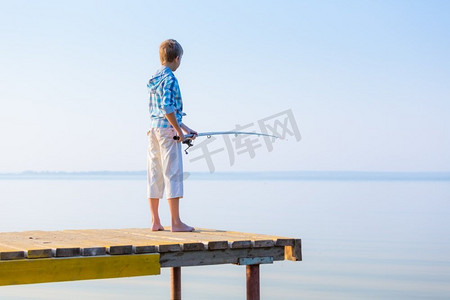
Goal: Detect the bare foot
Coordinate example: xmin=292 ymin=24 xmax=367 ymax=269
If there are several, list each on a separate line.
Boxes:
xmin=171 ymin=222 xmax=195 ymax=232
xmin=152 ymin=223 xmax=164 ymax=231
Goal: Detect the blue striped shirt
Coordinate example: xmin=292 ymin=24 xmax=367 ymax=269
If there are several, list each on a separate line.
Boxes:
xmin=147 ymin=66 xmax=185 ymax=128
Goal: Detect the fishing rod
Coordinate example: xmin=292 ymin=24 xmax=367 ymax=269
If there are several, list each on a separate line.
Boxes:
xmin=173 ymin=131 xmax=279 ymax=154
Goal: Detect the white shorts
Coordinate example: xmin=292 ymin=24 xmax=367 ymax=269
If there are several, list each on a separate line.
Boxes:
xmin=147 ymin=128 xmax=183 ymax=199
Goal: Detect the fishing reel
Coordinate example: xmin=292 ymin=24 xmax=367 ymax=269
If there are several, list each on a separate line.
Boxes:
xmin=173 ymin=136 xmax=194 ymax=154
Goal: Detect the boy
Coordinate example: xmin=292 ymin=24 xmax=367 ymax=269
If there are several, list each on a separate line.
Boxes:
xmin=147 ymin=39 xmax=197 ymax=232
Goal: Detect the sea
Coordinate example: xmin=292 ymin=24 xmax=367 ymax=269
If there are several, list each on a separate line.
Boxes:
xmin=1 ymin=171 xmax=449 ymax=299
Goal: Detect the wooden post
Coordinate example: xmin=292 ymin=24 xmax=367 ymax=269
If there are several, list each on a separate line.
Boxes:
xmin=246 ymin=264 xmax=260 ymax=300
xmin=171 ymin=267 xmax=181 ymax=300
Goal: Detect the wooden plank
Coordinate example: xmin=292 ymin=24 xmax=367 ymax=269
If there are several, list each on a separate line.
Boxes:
xmin=158 ymin=244 xmax=182 ymax=253
xmin=118 ymin=228 xmax=236 ymax=251
xmin=207 ymin=241 xmax=229 ymax=250
xmin=187 ymin=229 xmax=292 ymax=248
xmin=25 ymin=230 xmax=112 ymax=256
xmin=275 ymin=239 xmax=295 ymax=247
xmin=209 ymin=230 xmax=294 ymax=247
xmin=182 ymin=242 xmax=205 ymax=251
xmin=27 ymin=249 xmax=53 ymax=259
xmin=0 ymin=254 xmax=160 ymax=286
xmin=63 ymin=230 xmax=146 ymax=255
xmin=135 ymin=245 xmax=157 ymax=254
xmin=132 ymin=229 xmax=251 ymax=250
xmin=116 ymin=228 xmax=212 ymax=250
xmin=179 ymin=229 xmax=258 ymax=243
xmin=54 ymin=248 xmax=81 ymax=257
xmin=0 ymin=242 xmax=26 ymax=260
xmin=0 ymin=238 xmax=52 ymax=259
xmin=160 ymin=247 xmax=285 ymax=268
xmin=67 ymin=229 xmax=180 ymax=254
xmin=253 ymin=240 xmax=275 ymax=248
xmin=123 ymin=230 xmax=205 ymax=252
xmin=80 ymin=229 xmax=279 ymax=252
xmin=0 ymin=251 xmax=25 ymax=261
xmin=231 ymin=240 xmax=252 ymax=249
xmin=108 ymin=245 xmax=133 ymax=255
xmin=81 ymin=247 xmax=107 ymax=256
xmin=1 ymin=231 xmax=71 ymax=248
xmin=0 ymin=246 xmax=51 ymax=259
xmin=0 ymin=231 xmax=101 ymax=258
xmin=191 ymin=228 xmax=281 ymax=240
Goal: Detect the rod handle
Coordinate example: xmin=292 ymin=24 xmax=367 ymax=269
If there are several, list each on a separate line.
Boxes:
xmin=173 ymin=134 xmax=195 ymax=141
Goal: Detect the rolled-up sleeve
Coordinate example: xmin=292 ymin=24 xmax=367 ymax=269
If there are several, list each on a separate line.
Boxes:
xmin=160 ymin=77 xmax=176 ymax=115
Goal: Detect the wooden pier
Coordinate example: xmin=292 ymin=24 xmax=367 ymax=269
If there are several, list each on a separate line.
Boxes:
xmin=0 ymin=228 xmax=301 ymax=299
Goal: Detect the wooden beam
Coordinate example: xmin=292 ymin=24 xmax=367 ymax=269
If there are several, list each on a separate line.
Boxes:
xmin=0 ymin=254 xmax=160 ymax=286
xmin=160 ymin=247 xmax=284 ymax=268
xmin=285 ymin=239 xmax=302 ymax=261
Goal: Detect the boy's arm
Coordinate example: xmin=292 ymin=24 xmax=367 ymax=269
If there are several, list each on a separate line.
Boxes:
xmin=165 ymin=112 xmax=185 ymax=141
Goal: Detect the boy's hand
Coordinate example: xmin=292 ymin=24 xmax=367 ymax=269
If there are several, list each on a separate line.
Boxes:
xmin=189 ymin=129 xmax=198 ymax=140
xmin=176 ymin=131 xmax=186 ymax=143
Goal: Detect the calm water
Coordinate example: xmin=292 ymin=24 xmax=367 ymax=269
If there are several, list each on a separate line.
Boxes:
xmin=1 ymin=177 xmax=450 ymax=299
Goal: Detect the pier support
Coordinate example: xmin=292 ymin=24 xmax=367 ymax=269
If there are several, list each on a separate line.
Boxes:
xmin=171 ymin=267 xmax=181 ymax=300
xmin=246 ymin=264 xmax=260 ymax=300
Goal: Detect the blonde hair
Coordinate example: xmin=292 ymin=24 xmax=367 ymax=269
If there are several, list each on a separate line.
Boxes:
xmin=159 ymin=39 xmax=183 ymax=64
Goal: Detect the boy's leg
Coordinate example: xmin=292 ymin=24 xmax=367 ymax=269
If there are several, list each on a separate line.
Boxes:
xmin=158 ymin=128 xmax=194 ymax=232
xmin=149 ymin=198 xmax=164 ymax=231
xmin=147 ymin=129 xmax=165 ymax=230
xmin=168 ymin=197 xmax=194 ymax=232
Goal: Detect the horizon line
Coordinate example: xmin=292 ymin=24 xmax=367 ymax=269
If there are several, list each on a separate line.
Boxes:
xmin=1 ymin=170 xmax=450 ymax=181
xmin=1 ymin=170 xmax=450 ymax=175
xmin=2 ymin=169 xmax=450 ymax=173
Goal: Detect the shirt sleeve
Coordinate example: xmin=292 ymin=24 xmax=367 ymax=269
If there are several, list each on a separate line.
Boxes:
xmin=160 ymin=77 xmax=176 ymax=115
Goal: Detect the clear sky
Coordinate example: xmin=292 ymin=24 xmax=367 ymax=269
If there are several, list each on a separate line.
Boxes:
xmin=1 ymin=0 xmax=449 ymax=173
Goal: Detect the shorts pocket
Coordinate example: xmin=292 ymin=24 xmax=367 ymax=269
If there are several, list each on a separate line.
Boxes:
xmin=159 ymin=128 xmax=176 ymax=139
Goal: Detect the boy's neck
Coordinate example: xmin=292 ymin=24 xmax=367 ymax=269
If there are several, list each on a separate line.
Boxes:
xmin=162 ymin=62 xmax=177 ymax=72
xmin=162 ymin=56 xmax=181 ymax=72
xmin=162 ymin=63 xmax=173 ymax=72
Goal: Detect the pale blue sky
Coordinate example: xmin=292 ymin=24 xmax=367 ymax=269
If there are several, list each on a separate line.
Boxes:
xmin=1 ymin=0 xmax=449 ymax=172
